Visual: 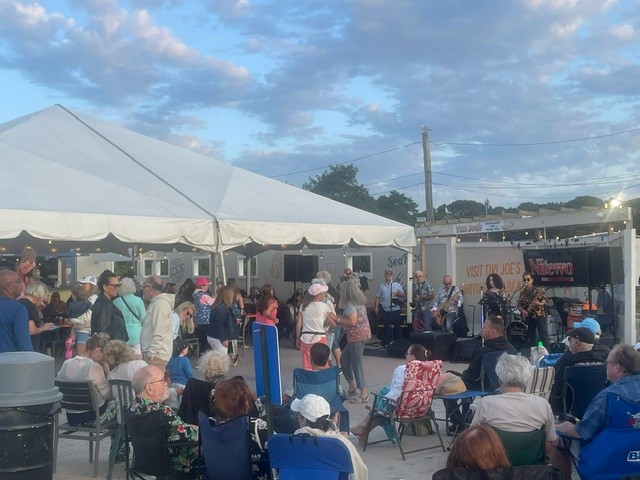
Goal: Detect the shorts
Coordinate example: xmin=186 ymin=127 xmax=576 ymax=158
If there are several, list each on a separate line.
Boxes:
xmin=75 ymin=331 xmax=90 ymax=345
xmin=331 ymin=325 xmax=343 ymax=350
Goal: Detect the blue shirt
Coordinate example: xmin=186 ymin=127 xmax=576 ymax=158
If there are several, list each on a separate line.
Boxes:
xmin=0 ymin=298 xmax=32 ymax=353
xmin=167 ymin=355 xmax=193 ymax=386
xmin=576 ymin=374 xmax=640 ymax=441
xmin=376 ymin=281 xmax=404 ymax=312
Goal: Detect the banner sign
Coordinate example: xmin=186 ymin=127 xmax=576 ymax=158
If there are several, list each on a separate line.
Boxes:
xmin=454 ymin=220 xmax=504 ymax=235
xmin=522 ymin=249 xmax=589 ymax=286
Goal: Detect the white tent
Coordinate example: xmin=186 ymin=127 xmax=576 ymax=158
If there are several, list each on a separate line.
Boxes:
xmin=0 ymin=105 xmax=415 ymax=256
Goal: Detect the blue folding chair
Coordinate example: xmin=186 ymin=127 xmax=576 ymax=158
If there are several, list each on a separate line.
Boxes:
xmin=576 ymin=392 xmax=640 ymax=480
xmin=293 ymin=367 xmax=349 ymax=433
xmin=268 ymin=433 xmax=354 ymax=480
xmin=480 ymin=349 xmax=518 ymax=393
xmin=198 ymin=411 xmax=251 ymax=480
xmin=562 ymin=364 xmax=607 ymax=420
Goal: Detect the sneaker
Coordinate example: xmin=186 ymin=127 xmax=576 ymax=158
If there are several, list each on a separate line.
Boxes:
xmin=349 ymin=394 xmax=370 ymax=404
xmin=230 ymin=354 xmax=239 ymax=367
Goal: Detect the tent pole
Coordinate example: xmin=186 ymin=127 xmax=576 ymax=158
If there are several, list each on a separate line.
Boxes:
xmin=218 ymin=251 xmax=227 ymax=284
xmin=406 ymin=248 xmax=413 ymax=326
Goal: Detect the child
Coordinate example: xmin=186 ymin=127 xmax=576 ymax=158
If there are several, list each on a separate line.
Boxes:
xmin=167 ymin=339 xmax=193 ymax=392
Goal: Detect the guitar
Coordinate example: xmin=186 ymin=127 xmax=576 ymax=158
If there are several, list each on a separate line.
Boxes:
xmin=433 ymin=283 xmax=467 ymax=326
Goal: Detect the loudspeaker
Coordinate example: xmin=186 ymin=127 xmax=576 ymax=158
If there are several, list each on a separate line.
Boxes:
xmin=450 ymin=337 xmax=482 ymax=362
xmin=409 ymin=332 xmax=457 ymax=361
xmin=589 ymin=248 xmax=623 ymax=285
xmin=283 ymin=255 xmax=319 ymax=283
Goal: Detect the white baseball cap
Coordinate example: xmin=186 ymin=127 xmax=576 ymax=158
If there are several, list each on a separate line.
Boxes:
xmin=290 ymin=394 xmax=331 ymax=422
xmin=78 ymin=275 xmax=98 ymax=286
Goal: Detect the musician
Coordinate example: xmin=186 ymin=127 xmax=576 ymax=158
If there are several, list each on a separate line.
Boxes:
xmin=411 ymin=271 xmax=433 ymax=333
xmin=375 ymin=270 xmax=406 ymax=348
xmin=480 ymin=273 xmax=507 ymax=321
xmin=432 ymin=275 xmax=464 ymax=332
xmin=517 ymin=272 xmax=548 ymax=347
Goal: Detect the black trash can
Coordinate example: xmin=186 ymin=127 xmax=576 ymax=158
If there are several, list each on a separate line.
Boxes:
xmin=0 ymin=352 xmax=62 ymax=480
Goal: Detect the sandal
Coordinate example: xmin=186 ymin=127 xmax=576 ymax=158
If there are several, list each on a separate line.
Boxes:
xmin=347 ymin=389 xmax=359 ymax=398
xmin=350 ymin=394 xmax=370 ymax=404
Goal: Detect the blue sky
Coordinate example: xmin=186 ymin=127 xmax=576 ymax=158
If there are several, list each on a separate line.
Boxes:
xmin=1 ymin=0 xmax=640 ymax=211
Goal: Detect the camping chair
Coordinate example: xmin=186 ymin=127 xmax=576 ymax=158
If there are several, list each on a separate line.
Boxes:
xmin=363 ymin=360 xmax=445 ymax=460
xmin=292 ymin=366 xmax=349 ymax=433
xmin=575 ymin=392 xmax=640 ymax=480
xmin=241 ymin=304 xmax=257 ymax=348
xmin=125 ymin=409 xmax=200 ymax=480
xmin=198 ymin=411 xmax=252 ymax=480
xmin=491 ymin=427 xmax=546 ymax=466
xmin=268 ymin=433 xmax=354 ymax=480
xmin=525 ymin=366 xmax=556 ymax=401
xmin=53 ymin=379 xmax=118 ymax=478
xmin=106 ymin=379 xmax=134 ymax=480
xmin=562 ymin=364 xmax=607 ymax=420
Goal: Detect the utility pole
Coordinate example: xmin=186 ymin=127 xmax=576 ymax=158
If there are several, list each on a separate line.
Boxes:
xmin=422 ymin=127 xmax=434 ymax=222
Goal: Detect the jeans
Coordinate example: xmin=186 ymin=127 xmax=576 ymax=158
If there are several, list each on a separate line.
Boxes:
xmin=341 ymin=340 xmax=366 ymax=389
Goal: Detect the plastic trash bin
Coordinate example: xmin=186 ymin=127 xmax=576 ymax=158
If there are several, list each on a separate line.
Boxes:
xmin=0 ymin=351 xmax=62 ymax=480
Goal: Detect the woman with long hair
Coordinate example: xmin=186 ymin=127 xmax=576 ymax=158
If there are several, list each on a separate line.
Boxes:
xmin=332 ymin=281 xmax=371 ymax=404
xmin=256 ymin=284 xmax=278 ymax=326
xmin=481 ymin=273 xmax=507 ymax=321
xmin=295 ymin=283 xmax=337 ymax=370
xmin=207 ymin=286 xmax=238 ymax=360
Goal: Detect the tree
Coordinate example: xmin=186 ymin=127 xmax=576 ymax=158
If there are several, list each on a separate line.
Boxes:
xmin=376 ymin=190 xmax=419 ymax=225
xmin=302 ymin=164 xmax=377 ymax=213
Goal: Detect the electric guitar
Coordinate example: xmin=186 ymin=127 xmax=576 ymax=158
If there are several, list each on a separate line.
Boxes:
xmin=433 ymin=283 xmax=467 ymax=326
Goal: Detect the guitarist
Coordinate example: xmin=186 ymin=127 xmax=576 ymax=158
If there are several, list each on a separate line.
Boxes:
xmin=517 ymin=272 xmax=548 ymax=348
xmin=433 ymin=275 xmax=464 ymax=332
xmin=411 ymin=271 xmax=433 ymax=333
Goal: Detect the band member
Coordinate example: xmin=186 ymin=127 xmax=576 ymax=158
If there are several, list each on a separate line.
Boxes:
xmin=432 ymin=275 xmax=464 ymax=332
xmin=480 ymin=273 xmax=507 ymax=322
xmin=374 ymin=270 xmax=406 ymax=348
xmin=412 ymin=271 xmax=433 ymax=333
xmin=517 ymin=272 xmax=548 ymax=347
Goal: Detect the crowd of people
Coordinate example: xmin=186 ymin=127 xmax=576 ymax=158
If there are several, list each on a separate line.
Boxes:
xmin=3 ymin=250 xmax=640 ymax=480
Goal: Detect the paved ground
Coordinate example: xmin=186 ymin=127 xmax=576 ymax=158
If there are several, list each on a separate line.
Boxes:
xmin=52 ymin=340 xmax=469 ymax=480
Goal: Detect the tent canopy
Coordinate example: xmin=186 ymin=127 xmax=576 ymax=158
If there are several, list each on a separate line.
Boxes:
xmin=0 ymin=105 xmax=415 ymax=254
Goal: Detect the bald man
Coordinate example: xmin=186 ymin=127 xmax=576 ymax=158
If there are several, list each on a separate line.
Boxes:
xmin=0 ymin=269 xmax=32 ymax=352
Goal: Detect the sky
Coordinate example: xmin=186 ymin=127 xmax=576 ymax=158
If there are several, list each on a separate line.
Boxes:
xmin=1 ymin=0 xmax=640 ymax=212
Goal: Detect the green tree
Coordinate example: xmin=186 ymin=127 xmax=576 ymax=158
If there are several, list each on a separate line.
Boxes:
xmin=302 ymin=164 xmax=377 ymax=213
xmin=376 ymin=190 xmax=419 ymax=225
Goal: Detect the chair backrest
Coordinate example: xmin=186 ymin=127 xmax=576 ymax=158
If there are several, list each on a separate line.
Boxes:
xmin=577 ymin=392 xmax=640 ymax=480
xmin=124 ymin=409 xmax=171 ymax=477
xmin=54 ymin=379 xmax=101 ymax=422
xmin=268 ymin=433 xmax=354 ymax=480
xmin=293 ymin=366 xmax=341 ymax=401
xmin=606 ymin=392 xmax=640 ymax=429
xmin=108 ymin=379 xmax=134 ymax=423
xmin=396 ymin=360 xmax=442 ymax=419
xmin=481 ymin=349 xmax=517 ymax=393
xmin=563 ymin=363 xmax=607 ymax=419
xmin=198 ymin=411 xmax=251 ymax=480
xmin=491 ymin=427 xmax=546 ymax=466
xmin=525 ymin=367 xmax=556 ymax=400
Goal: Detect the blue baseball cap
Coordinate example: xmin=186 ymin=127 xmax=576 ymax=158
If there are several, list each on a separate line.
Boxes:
xmin=572 ymin=317 xmax=601 ymax=335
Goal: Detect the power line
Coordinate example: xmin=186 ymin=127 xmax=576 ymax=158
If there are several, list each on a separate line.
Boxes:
xmin=431 ymin=126 xmax=640 ymax=147
xmin=269 ymin=141 xmax=421 ymax=178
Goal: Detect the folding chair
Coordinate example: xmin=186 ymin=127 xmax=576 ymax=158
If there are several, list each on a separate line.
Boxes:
xmin=491 ymin=427 xmax=546 ymax=466
xmin=576 ymin=393 xmax=640 ymax=480
xmin=363 ymin=360 xmax=445 ymax=460
xmin=53 ymin=379 xmax=118 ymax=478
xmin=562 ymin=364 xmax=607 ymax=420
xmin=198 ymin=411 xmax=252 ymax=480
xmin=107 ymin=379 xmax=134 ymax=480
xmin=269 ymin=433 xmax=354 ymax=480
xmin=125 ymin=409 xmax=200 ymax=480
xmin=525 ymin=366 xmax=556 ymax=401
xmin=293 ymin=366 xmax=349 ymax=432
